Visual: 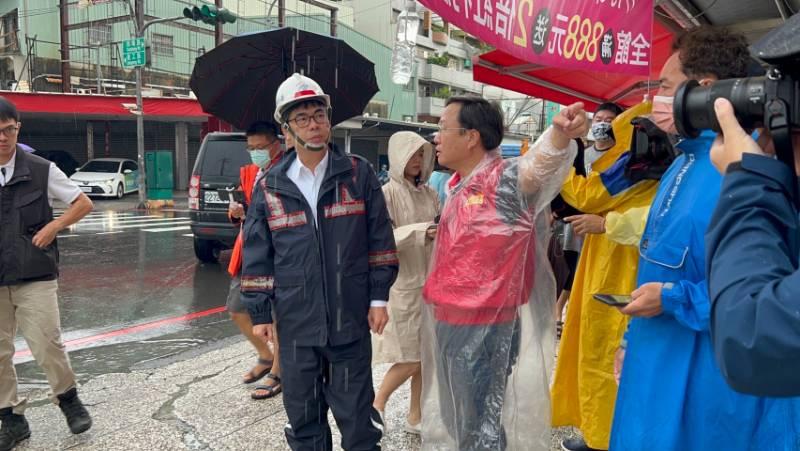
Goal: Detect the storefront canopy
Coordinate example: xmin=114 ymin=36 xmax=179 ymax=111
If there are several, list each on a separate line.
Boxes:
xmin=1 ymin=91 xmax=209 ymax=121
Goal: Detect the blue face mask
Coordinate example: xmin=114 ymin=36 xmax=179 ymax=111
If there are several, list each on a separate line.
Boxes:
xmin=250 ymin=149 xmax=271 ymax=168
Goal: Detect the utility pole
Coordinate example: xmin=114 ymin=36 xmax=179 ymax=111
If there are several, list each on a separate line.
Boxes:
xmin=135 ymin=0 xmax=146 ymax=207
xmin=214 ymin=0 xmax=224 ymax=46
xmin=59 ymin=0 xmax=70 ymax=93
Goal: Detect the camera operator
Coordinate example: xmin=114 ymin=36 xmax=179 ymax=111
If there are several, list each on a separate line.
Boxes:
xmin=706 ymin=97 xmax=800 ymax=397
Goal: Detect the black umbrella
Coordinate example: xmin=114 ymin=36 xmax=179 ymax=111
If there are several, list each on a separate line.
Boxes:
xmin=190 ymin=27 xmax=379 ymax=129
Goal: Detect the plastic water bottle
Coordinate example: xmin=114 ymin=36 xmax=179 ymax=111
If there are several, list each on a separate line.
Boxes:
xmin=391 ymin=1 xmax=419 ymax=85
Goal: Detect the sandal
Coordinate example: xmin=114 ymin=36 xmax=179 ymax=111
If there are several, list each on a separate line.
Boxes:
xmin=251 ymin=373 xmax=282 ymax=400
xmin=556 ymin=321 xmax=564 ymax=340
xmin=242 ymin=358 xmax=273 ymax=384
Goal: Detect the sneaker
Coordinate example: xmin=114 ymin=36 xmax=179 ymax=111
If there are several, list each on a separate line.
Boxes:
xmin=561 ymin=437 xmax=606 ymax=451
xmin=57 ymin=388 xmax=92 ymax=434
xmin=404 ymin=419 xmax=421 ymax=435
xmin=0 ymin=408 xmax=31 ymax=451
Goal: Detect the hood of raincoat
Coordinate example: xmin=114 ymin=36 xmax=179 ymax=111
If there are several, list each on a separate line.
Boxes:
xmin=388 ymin=131 xmax=434 ymax=186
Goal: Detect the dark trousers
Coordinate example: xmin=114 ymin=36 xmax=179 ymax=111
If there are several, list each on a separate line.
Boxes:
xmin=280 ymin=334 xmax=383 ymax=451
xmin=435 ymin=319 xmax=520 ymax=451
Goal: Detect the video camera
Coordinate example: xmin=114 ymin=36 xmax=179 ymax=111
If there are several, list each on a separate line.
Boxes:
xmin=674 ymin=13 xmax=800 ymax=173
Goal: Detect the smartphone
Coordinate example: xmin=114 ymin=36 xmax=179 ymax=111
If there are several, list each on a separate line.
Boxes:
xmin=592 ymin=293 xmax=632 ymax=307
xmin=217 ymin=189 xmax=245 ymax=204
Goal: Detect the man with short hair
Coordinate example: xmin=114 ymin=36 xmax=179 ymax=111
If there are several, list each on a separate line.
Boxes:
xmin=226 ymin=121 xmax=285 ymax=398
xmin=582 ymin=102 xmax=624 ymax=173
xmin=610 ymin=27 xmax=800 ymax=450
xmin=421 ymin=95 xmax=588 ymax=450
xmin=241 ymin=73 xmax=397 ymax=450
xmin=0 ymin=96 xmax=94 ymax=450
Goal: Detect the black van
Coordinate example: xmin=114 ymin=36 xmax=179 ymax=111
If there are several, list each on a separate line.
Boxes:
xmin=189 ymin=132 xmax=251 ymax=262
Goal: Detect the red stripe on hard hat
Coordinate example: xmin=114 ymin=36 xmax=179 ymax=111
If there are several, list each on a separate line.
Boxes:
xmin=294 ymin=90 xmax=317 ymax=98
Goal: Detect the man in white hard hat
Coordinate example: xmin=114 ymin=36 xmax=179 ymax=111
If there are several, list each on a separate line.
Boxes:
xmin=241 ymin=73 xmax=398 ymax=450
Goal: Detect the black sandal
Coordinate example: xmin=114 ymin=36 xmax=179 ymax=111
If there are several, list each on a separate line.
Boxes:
xmin=251 ymin=373 xmax=282 ymax=400
xmin=242 ymin=358 xmax=273 ymax=384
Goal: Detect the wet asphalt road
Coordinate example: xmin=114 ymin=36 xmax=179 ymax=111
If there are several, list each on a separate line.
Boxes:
xmin=14 ymin=196 xmax=241 ymax=390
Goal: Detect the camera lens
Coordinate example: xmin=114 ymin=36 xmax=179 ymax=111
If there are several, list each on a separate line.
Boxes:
xmin=674 ymin=76 xmax=767 ymax=138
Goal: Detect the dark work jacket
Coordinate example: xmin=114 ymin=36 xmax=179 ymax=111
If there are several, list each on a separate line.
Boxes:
xmin=706 ymin=153 xmax=800 ymax=397
xmin=0 ymin=149 xmax=59 ymax=286
xmin=241 ymin=145 xmax=398 ymax=347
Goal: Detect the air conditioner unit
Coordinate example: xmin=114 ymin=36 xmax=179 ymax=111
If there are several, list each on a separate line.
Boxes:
xmin=76 ymin=88 xmax=92 ymax=95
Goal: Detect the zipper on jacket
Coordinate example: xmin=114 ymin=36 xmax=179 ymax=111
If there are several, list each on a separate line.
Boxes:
xmin=272 ymin=184 xmax=331 ymax=347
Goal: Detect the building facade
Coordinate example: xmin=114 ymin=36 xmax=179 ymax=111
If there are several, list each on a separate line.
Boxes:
xmin=0 ymin=0 xmax=421 ymax=189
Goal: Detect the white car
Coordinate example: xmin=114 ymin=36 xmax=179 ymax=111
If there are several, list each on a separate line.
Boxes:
xmin=70 ymin=158 xmax=139 ymax=198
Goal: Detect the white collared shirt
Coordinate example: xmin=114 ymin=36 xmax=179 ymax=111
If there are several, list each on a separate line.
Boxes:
xmin=0 ymin=150 xmax=82 ymax=206
xmin=287 ymin=151 xmax=330 ymax=224
xmin=285 ymin=150 xmax=386 ymax=308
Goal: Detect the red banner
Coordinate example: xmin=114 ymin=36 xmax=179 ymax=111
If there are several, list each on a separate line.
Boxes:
xmin=419 ymin=0 xmax=654 ymax=75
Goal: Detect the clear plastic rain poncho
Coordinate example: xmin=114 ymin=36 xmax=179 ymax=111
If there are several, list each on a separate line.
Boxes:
xmin=420 ymin=128 xmax=577 ymax=450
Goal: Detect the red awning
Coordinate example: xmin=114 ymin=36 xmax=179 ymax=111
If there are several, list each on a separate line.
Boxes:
xmin=473 ymin=20 xmax=676 ymax=111
xmin=0 ymin=91 xmax=208 ymax=119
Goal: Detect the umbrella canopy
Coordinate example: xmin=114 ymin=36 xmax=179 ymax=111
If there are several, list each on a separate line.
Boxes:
xmin=190 ymin=27 xmax=379 ymax=129
xmin=473 ymin=20 xmax=676 ymax=111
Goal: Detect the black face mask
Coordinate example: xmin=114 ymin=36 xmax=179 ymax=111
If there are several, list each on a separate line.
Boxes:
xmin=624 ymin=117 xmax=680 ymax=183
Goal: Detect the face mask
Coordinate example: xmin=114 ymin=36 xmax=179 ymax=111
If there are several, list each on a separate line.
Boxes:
xmin=652 ymin=95 xmax=678 ymax=135
xmin=250 ymin=149 xmax=271 ymax=168
xmin=590 ymin=122 xmax=613 ymax=142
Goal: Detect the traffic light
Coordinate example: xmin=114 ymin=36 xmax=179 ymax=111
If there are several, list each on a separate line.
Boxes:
xmin=182 ymin=4 xmax=237 ymax=24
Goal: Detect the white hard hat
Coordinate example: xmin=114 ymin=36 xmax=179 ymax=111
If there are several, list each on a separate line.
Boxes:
xmin=274 ymin=73 xmax=331 ymax=123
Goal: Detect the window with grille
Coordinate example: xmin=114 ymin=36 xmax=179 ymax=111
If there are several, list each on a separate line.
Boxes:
xmin=152 ymin=33 xmax=174 ymax=57
xmin=0 ymin=9 xmax=19 ymax=53
xmin=87 ymin=23 xmax=112 ymax=45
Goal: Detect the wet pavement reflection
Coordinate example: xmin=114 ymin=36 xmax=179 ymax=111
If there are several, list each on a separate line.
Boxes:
xmin=15 ymin=207 xmax=238 ymax=389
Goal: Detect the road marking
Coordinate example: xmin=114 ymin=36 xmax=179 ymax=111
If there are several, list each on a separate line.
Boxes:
xmin=13 ymin=306 xmax=228 ymax=358
xmin=57 ymin=212 xmax=137 ymax=219
xmin=76 ymin=219 xmax=190 ymax=231
xmin=57 ymin=234 xmax=80 ymax=238
xmin=143 ymin=226 xmax=192 ymax=233
xmin=182 ymin=233 xmax=194 ymax=237
xmin=72 ymin=215 xmax=162 ymax=224
xmin=95 ymin=231 xmax=123 ymax=235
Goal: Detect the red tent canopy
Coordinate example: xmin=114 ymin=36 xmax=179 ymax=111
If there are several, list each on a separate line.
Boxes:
xmin=473 ymin=20 xmax=676 ymax=111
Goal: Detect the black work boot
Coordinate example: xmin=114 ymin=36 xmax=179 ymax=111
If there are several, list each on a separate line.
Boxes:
xmin=56 ymin=388 xmax=92 ymax=434
xmin=0 ymin=408 xmax=31 ymax=451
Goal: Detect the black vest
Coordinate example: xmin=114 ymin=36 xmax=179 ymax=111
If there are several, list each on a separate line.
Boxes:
xmin=0 ymin=148 xmax=59 ymax=286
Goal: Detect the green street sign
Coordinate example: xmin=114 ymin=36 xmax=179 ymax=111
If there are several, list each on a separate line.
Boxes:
xmin=122 ymin=37 xmax=146 ymax=68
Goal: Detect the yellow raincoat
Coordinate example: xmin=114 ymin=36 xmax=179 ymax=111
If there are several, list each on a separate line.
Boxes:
xmin=605 ymin=206 xmax=650 ymax=246
xmin=551 ymin=102 xmax=658 ymax=450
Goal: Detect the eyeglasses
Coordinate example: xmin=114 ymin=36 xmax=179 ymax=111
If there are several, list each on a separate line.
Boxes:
xmin=289 ymin=111 xmax=329 ymax=128
xmin=246 ymin=139 xmax=279 ymax=151
xmin=0 ymin=124 xmax=20 ymax=137
xmin=436 ymin=124 xmax=467 ymax=133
